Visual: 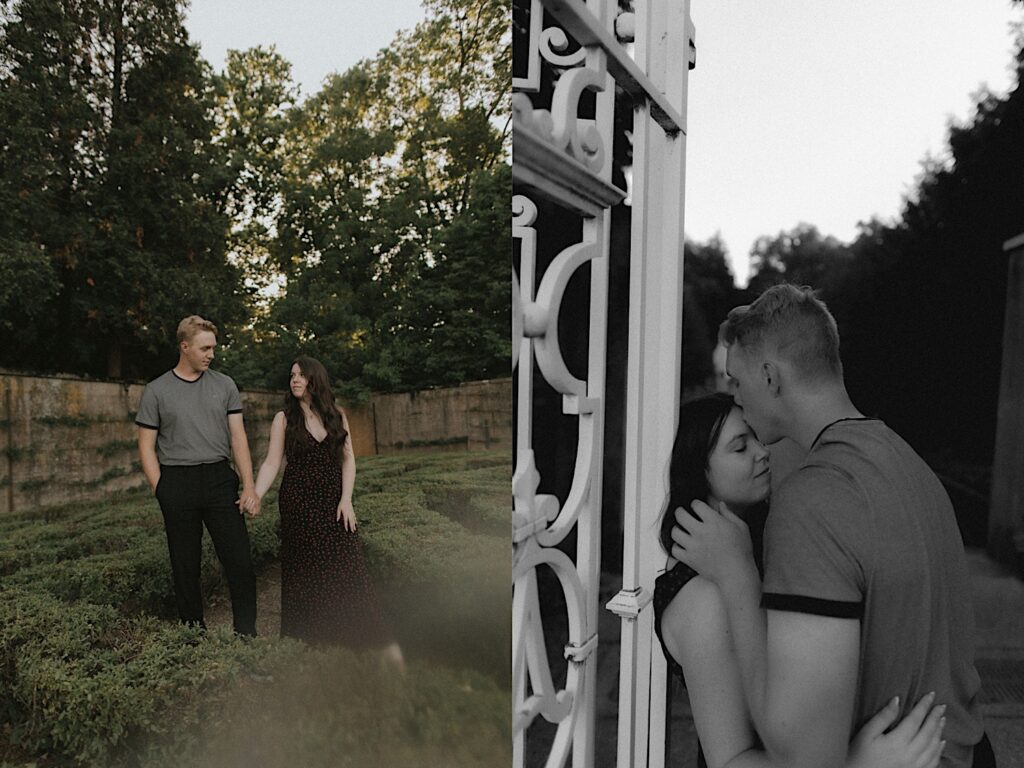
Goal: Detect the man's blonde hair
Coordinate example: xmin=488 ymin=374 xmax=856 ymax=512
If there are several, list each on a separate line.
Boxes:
xmin=176 ymin=315 xmax=218 ymax=346
xmin=719 ymin=283 xmax=842 ymax=382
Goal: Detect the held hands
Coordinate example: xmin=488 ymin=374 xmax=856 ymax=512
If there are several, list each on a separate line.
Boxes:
xmin=337 ymin=499 xmax=357 ymax=532
xmin=848 ymin=692 xmax=946 ymax=768
xmin=236 ymin=487 xmax=260 ymax=518
xmin=670 ymin=500 xmax=754 ymax=586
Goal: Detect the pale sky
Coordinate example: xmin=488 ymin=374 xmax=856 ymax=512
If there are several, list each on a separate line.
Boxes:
xmin=685 ymin=0 xmax=1023 ymax=286
xmin=184 ymin=0 xmax=426 ymax=98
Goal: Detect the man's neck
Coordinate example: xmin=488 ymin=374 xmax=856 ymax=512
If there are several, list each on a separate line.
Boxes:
xmin=173 ymin=360 xmax=202 ymax=381
xmin=787 ymin=389 xmax=863 ymax=451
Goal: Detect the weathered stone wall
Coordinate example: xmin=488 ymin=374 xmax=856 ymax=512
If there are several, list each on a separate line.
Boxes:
xmin=0 ymin=373 xmax=510 ymax=514
xmin=369 ymin=378 xmax=512 ymax=453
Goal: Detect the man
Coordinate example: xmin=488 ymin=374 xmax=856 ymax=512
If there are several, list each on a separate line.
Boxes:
xmin=136 ymin=315 xmax=259 ymax=636
xmin=672 ymin=284 xmax=992 ymax=767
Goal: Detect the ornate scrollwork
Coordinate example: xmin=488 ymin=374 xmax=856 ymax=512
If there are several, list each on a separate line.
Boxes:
xmin=513 ymin=178 xmax=606 ymax=768
xmin=539 ymin=25 xmax=587 ymax=67
xmin=512 ymin=195 xmax=537 ymax=374
xmin=513 ymin=2 xmax=621 ymax=765
xmin=513 ymin=62 xmax=607 ymax=175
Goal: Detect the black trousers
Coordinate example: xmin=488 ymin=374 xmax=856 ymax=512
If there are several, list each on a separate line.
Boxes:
xmin=155 ymin=460 xmax=257 ymax=635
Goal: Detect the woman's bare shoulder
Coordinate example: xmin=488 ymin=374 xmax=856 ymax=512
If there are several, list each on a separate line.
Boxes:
xmin=660 ymin=575 xmax=728 ymax=650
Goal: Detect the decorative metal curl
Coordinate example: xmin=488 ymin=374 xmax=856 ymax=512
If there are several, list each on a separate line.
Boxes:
xmin=512 ymin=538 xmax=592 ymax=768
xmin=527 ymin=238 xmax=601 ymax=398
xmin=513 ymin=194 xmax=539 ymax=227
xmin=512 ymin=64 xmax=608 ymax=175
xmin=539 ymin=26 xmax=587 ymax=67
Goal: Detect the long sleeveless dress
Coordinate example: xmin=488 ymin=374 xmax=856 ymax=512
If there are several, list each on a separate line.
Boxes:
xmin=277 ymin=425 xmax=391 ymax=647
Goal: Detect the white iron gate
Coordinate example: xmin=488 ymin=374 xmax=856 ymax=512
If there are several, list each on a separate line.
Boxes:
xmin=512 ymin=1 xmax=694 ymax=767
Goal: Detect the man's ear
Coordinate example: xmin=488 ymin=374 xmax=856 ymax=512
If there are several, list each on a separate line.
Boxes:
xmin=762 ymin=360 xmax=781 ymax=396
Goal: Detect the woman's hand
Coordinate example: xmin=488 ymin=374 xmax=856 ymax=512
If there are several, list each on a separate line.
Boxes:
xmin=336 ymin=498 xmax=357 ymax=532
xmin=847 ymin=693 xmax=945 ymax=768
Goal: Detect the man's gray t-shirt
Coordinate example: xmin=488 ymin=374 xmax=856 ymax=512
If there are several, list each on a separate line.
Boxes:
xmin=761 ymin=419 xmax=983 ymax=768
xmin=135 ymin=369 xmax=243 ymax=466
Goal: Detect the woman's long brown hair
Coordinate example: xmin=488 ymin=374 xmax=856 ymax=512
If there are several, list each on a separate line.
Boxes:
xmin=283 ymin=357 xmax=348 ymax=464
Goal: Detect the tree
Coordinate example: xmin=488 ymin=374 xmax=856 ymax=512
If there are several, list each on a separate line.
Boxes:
xmin=680 ymin=235 xmax=740 ymax=388
xmin=377 ymin=0 xmax=509 ymax=221
xmin=372 ymin=164 xmax=511 ymax=389
xmin=252 ymin=62 xmax=399 ymax=399
xmin=89 ymin=0 xmax=245 ymax=378
xmin=222 ymin=0 xmax=511 ymax=397
xmin=0 ymin=0 xmax=100 ymax=365
xmin=745 ymin=223 xmax=853 ymax=297
xmin=0 ymin=0 xmax=246 ymax=379
xmin=684 ymin=233 xmax=739 ymax=342
xmin=213 ymin=46 xmax=296 ymax=300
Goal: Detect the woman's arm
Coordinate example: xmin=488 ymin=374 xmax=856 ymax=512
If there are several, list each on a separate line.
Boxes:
xmin=336 ymin=408 xmax=356 ymax=529
xmin=253 ymin=411 xmax=286 ymax=499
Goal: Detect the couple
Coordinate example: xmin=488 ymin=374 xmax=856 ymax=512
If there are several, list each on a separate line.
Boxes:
xmin=654 ymin=285 xmax=993 ymax=768
xmin=136 ymin=315 xmax=401 ymax=663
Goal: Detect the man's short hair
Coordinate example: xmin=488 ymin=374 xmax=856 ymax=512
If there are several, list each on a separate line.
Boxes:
xmin=719 ymin=284 xmax=842 ymax=381
xmin=176 ymin=315 xmax=218 ymax=346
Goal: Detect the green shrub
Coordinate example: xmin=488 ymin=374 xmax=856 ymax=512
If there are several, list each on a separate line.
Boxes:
xmin=0 ymin=588 xmax=298 ymax=765
xmin=0 ymin=450 xmax=510 ymax=766
xmin=0 ymin=588 xmax=509 ymax=768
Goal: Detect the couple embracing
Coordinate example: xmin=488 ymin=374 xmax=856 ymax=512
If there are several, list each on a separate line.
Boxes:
xmin=136 ymin=315 xmax=402 ymax=663
xmin=655 ymin=285 xmax=993 ymax=768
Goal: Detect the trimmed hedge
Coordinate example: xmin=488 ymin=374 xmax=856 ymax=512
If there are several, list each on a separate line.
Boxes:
xmin=0 ymin=451 xmax=509 ymax=767
xmin=0 ymin=589 xmax=279 ymax=764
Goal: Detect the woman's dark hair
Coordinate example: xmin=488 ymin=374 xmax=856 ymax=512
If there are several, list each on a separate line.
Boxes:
xmin=283 ymin=356 xmax=348 ymax=464
xmin=658 ymin=393 xmax=737 ymax=555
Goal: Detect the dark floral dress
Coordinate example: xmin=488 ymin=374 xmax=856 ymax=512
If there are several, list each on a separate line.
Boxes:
xmin=277 ymin=426 xmax=391 ymax=647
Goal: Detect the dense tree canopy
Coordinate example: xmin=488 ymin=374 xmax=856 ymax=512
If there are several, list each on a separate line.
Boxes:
xmin=0 ymin=0 xmax=245 ymax=378
xmin=680 ymin=234 xmax=743 ymax=388
xmin=0 ymin=0 xmax=509 ymax=398
xmin=217 ymin=0 xmax=510 ymax=398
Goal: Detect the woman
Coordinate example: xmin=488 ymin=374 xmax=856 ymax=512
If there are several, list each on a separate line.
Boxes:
xmin=254 ymin=357 xmax=403 ymax=666
xmin=654 ymin=393 xmax=944 ymax=768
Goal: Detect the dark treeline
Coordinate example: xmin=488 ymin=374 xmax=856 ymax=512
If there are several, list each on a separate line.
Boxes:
xmin=682 ymin=25 xmax=1024 ymax=469
xmin=0 ymin=0 xmax=509 ymax=401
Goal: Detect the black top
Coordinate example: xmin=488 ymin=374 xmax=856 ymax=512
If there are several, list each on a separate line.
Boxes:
xmin=653 ymin=561 xmax=699 ymax=679
xmin=653 ymin=503 xmax=767 ymax=680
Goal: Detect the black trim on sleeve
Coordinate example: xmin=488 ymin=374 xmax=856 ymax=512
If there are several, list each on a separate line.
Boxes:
xmin=135 ymin=421 xmax=159 ymax=430
xmin=227 ymin=408 xmax=243 ymax=415
xmin=761 ymin=592 xmax=864 ymax=619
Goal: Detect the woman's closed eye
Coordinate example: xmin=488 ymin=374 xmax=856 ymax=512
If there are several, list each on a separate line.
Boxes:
xmin=729 ymin=437 xmax=748 ymax=453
